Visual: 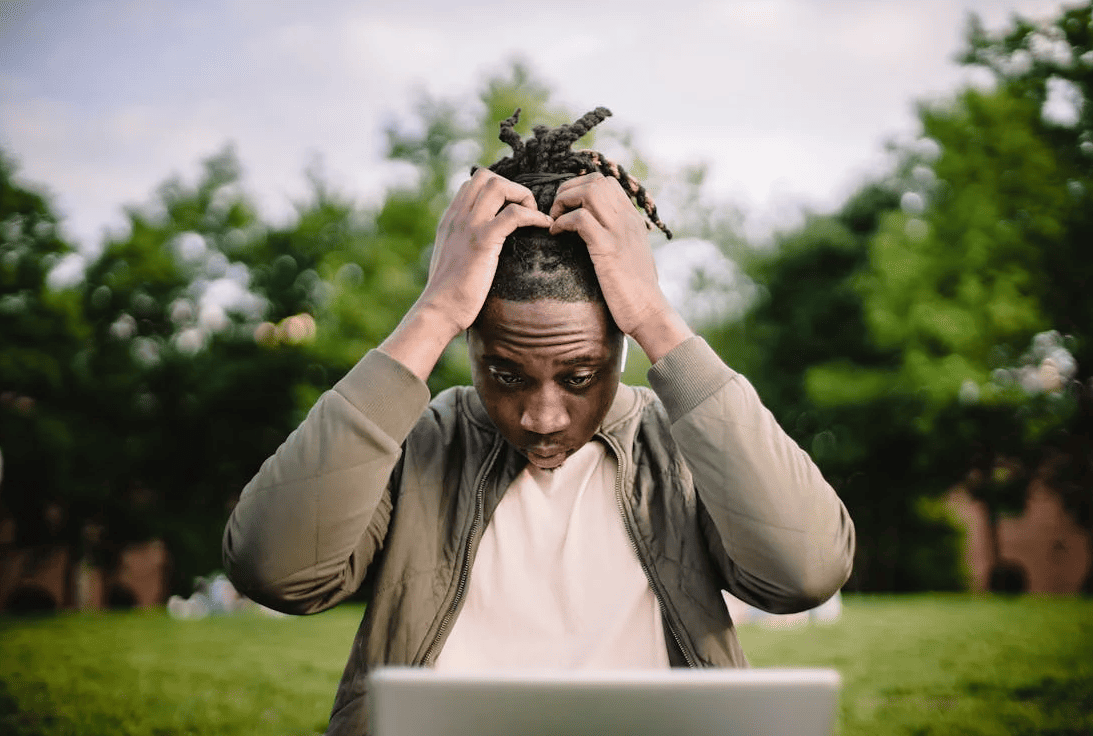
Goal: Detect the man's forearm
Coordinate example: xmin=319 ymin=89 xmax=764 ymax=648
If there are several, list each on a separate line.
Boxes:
xmin=648 ymin=337 xmax=855 ymax=611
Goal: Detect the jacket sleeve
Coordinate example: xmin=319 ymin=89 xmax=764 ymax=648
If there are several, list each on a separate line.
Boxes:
xmin=222 ymin=349 xmax=431 ymax=615
xmin=647 ymin=336 xmax=855 ymax=613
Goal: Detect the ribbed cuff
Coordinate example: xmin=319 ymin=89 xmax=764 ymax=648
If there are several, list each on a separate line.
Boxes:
xmin=334 ymin=349 xmax=432 ymax=442
xmin=647 ymin=336 xmax=737 ymax=423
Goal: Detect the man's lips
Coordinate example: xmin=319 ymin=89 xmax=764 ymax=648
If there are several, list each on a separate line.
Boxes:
xmin=525 ymin=446 xmax=568 ymax=469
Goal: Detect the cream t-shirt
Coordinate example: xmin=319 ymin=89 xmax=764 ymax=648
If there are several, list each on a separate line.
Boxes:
xmin=435 ymin=440 xmax=670 ymax=671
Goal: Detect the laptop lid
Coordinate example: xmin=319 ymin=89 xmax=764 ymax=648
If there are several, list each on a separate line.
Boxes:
xmin=369 ymin=667 xmax=841 ymax=736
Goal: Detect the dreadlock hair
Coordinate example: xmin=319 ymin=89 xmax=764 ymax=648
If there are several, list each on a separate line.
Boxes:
xmin=479 ymin=107 xmax=671 ymax=307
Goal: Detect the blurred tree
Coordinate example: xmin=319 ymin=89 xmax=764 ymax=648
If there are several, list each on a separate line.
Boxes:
xmin=963 ymin=1 xmax=1093 ymax=591
xmin=77 ymin=146 xmax=315 ymax=595
xmin=853 ymin=3 xmax=1093 ymax=590
xmin=961 ymin=4 xmax=1093 ymax=363
xmin=705 ymin=181 xmax=966 ymax=591
xmin=0 ymin=151 xmax=90 ymax=604
xmin=300 ymin=102 xmax=459 ymax=398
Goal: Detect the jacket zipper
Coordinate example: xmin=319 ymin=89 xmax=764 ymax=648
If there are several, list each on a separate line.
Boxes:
xmin=420 ymin=438 xmax=503 ymax=666
xmin=602 ymin=434 xmax=697 ymax=668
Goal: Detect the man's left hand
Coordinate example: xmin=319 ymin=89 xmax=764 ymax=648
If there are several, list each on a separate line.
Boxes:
xmin=549 ymin=173 xmax=693 ymax=363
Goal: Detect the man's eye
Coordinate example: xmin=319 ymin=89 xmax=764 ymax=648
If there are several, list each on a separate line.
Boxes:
xmin=489 ymin=368 xmax=523 ymax=387
xmin=565 ymin=373 xmax=596 ymax=389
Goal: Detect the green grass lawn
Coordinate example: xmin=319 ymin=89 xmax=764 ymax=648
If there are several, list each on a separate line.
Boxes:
xmin=1 ymin=594 xmax=1090 ymax=735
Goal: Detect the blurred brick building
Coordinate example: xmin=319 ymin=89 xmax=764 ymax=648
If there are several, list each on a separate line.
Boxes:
xmin=0 ymin=512 xmax=168 ymax=612
xmin=947 ymin=477 xmax=1091 ymax=593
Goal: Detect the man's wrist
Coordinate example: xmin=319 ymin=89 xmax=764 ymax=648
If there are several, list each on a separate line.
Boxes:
xmin=378 ymin=302 xmax=462 ymax=382
xmin=630 ymin=307 xmax=695 ymax=365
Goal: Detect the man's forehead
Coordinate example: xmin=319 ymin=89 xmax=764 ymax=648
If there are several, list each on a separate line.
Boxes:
xmin=480 ymin=347 xmax=612 ymax=367
xmin=476 ymin=298 xmax=612 ymax=335
xmin=471 ymin=298 xmax=620 ymax=361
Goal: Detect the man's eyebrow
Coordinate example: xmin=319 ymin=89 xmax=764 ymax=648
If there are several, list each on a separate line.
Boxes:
xmin=481 ymin=354 xmax=520 ymax=367
xmin=559 ymin=353 xmax=611 ymax=367
xmin=481 ymin=353 xmax=609 ymax=367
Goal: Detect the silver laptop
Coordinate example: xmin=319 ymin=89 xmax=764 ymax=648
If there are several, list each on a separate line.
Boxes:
xmin=369 ymin=667 xmax=841 ymax=736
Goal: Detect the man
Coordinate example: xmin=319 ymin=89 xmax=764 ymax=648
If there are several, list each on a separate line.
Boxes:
xmin=223 ymin=109 xmax=855 ymax=735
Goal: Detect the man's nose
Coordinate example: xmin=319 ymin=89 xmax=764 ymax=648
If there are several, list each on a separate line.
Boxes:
xmin=520 ymin=387 xmax=569 ymax=435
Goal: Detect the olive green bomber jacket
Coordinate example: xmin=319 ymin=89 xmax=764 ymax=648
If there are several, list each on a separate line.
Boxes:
xmin=223 ymin=336 xmax=855 ymax=735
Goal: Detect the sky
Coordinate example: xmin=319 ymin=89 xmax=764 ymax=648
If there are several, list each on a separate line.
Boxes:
xmin=0 ymin=0 xmax=1074 ymax=257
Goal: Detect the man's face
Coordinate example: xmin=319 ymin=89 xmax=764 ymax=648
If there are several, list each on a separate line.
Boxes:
xmin=468 ymin=297 xmax=624 ymax=470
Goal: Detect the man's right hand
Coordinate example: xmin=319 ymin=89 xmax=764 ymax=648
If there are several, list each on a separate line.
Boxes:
xmin=421 ymin=169 xmax=553 ymax=336
xmin=379 ymin=169 xmax=553 ymax=381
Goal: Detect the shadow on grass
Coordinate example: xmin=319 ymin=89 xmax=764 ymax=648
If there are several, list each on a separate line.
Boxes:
xmin=853 ymin=669 xmax=1093 ymax=735
xmin=963 ymin=675 xmax=1093 ymax=735
xmin=0 ymin=680 xmax=54 ymax=736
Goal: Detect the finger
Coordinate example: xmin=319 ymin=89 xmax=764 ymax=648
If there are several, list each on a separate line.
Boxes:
xmin=470 ymin=170 xmax=539 ymax=218
xmin=446 ymin=169 xmax=532 ymax=222
xmin=549 ymin=207 xmax=608 ymax=244
xmin=448 ymin=168 xmax=492 ymax=212
xmin=554 ymin=171 xmax=603 ymax=196
xmin=485 ymin=203 xmax=555 ymax=240
xmin=548 ymin=174 xmax=605 ymax=218
xmin=549 ymin=174 xmax=626 ymax=220
xmin=549 ymin=183 xmax=591 ymax=219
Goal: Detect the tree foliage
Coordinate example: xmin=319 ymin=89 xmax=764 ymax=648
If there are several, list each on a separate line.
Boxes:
xmin=864 ymin=6 xmax=1092 ymax=554
xmin=0 ymin=62 xmax=602 ymax=602
xmin=0 ymin=154 xmax=88 ymax=553
xmin=705 ymin=182 xmax=966 ymax=591
xmin=703 ymin=3 xmax=1093 ymax=590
